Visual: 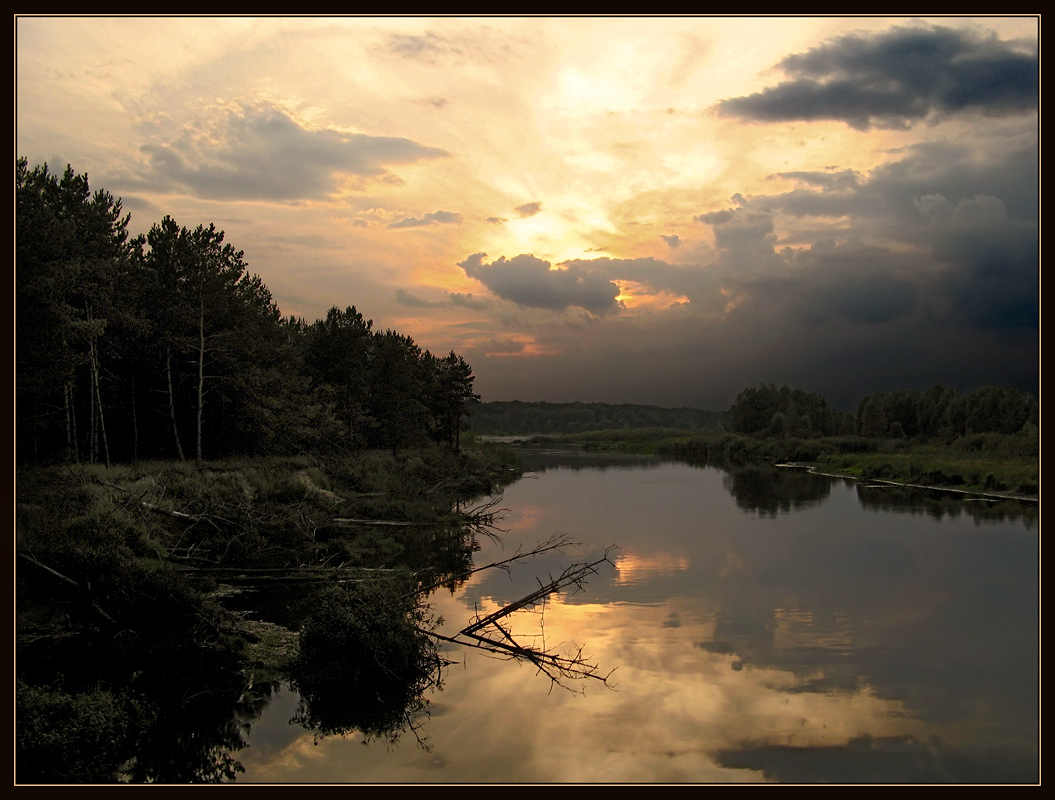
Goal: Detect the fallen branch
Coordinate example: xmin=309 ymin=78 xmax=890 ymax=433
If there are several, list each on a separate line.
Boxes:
xmin=421 ymin=545 xmax=618 ymax=691
xmin=329 ymin=518 xmax=421 ymax=526
xmin=408 ymin=533 xmax=574 ymax=599
xmin=18 ymin=552 xmax=117 ymax=625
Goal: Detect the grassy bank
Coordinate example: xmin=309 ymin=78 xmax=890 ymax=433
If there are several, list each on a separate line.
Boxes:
xmin=16 ymin=445 xmax=521 ymax=782
xmin=658 ymin=431 xmax=1038 ymax=499
xmin=498 ymin=427 xmax=1038 ymax=500
xmin=512 ymin=427 xmax=699 ymax=454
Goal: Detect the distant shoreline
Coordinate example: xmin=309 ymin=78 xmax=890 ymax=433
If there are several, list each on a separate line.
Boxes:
xmin=777 ymin=461 xmax=1040 ymax=504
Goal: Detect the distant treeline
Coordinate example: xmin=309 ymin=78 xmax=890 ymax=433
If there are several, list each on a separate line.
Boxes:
xmin=727 ymin=383 xmax=1038 ymax=441
xmin=469 ymin=400 xmax=725 ymax=435
xmin=16 ymin=158 xmax=478 ymax=465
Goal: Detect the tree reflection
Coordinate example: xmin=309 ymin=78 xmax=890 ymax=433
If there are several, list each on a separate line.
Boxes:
xmin=855 ymin=484 xmax=1039 ymax=526
xmin=288 ymin=539 xmax=614 ymax=748
xmin=722 ymin=465 xmax=832 ymax=516
xmin=289 ymin=580 xmax=445 ymax=747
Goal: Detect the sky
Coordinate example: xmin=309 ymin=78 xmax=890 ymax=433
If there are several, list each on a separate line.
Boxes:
xmin=15 ymin=16 xmax=1039 ymax=410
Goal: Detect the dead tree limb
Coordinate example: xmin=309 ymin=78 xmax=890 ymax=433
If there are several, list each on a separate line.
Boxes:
xmin=18 ymin=552 xmax=117 ymax=625
xmin=407 ymin=533 xmax=575 ymax=599
xmin=419 ymin=546 xmax=618 ymax=691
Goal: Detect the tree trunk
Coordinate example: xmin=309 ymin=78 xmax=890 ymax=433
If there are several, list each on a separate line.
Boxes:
xmin=64 ymin=381 xmax=79 ymax=462
xmin=166 ymin=346 xmax=185 ymax=460
xmin=196 ymin=298 xmax=205 ymax=462
xmin=131 ymin=372 xmax=138 ymax=463
xmin=89 ymin=346 xmax=97 ymax=463
xmin=90 ymin=336 xmax=110 ymax=468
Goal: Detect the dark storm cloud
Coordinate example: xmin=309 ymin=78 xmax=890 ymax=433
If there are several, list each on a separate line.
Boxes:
xmin=724 ymin=143 xmax=1038 ymax=332
xmin=716 ymin=25 xmax=1037 ymax=130
xmin=515 ymin=201 xmax=542 ymax=218
xmin=747 ymin=143 xmax=1038 ymax=234
xmin=866 ymin=141 xmax=1039 ymax=223
xmin=387 ymin=210 xmax=464 ymax=229
xmin=661 ymin=234 xmax=682 ymax=248
xmin=459 ymin=253 xmax=622 ymax=315
xmin=140 ymin=100 xmax=448 ymax=201
xmin=917 ymin=194 xmax=1038 ymax=329
xmin=690 ymin=205 xmax=922 ymax=327
xmin=694 ymin=207 xmax=783 ymax=273
xmin=777 ymin=240 xmax=918 ymax=325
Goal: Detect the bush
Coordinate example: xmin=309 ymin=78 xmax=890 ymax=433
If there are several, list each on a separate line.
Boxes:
xmin=17 ymin=680 xmax=153 ymax=783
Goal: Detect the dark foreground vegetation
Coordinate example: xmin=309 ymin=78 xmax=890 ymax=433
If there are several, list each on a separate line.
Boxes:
xmin=16 ymin=446 xmax=533 ymax=782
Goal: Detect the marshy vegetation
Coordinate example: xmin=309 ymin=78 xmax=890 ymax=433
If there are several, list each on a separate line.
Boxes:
xmin=16 ymin=446 xmax=528 ymax=781
xmin=491 ymin=384 xmax=1038 ymax=499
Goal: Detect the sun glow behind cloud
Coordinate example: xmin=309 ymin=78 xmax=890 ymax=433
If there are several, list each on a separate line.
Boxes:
xmin=615 ymin=280 xmax=690 ymax=312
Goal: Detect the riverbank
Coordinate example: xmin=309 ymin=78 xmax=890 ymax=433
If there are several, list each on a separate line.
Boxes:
xmin=777 ymin=461 xmax=1039 ymax=503
xmin=485 ymin=427 xmax=1038 ymax=501
xmin=16 ymin=445 xmax=522 ymax=782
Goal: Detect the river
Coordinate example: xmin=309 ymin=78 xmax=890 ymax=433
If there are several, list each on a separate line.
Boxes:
xmin=234 ymin=451 xmax=1039 ymax=783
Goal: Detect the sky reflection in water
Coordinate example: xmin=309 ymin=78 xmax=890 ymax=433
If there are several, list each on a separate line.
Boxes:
xmin=237 ymin=455 xmax=1038 ymax=783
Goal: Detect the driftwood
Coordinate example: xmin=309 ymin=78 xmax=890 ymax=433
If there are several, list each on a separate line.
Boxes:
xmin=329 ymin=518 xmax=420 ymax=526
xmin=408 ymin=533 xmax=571 ymax=599
xmin=419 ymin=541 xmax=618 ymax=692
xmin=18 ymin=552 xmax=117 ymax=625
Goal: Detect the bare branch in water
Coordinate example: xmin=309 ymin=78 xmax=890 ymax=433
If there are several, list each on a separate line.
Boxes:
xmin=421 ymin=546 xmax=619 ymax=691
xmin=408 ymin=533 xmax=576 ymax=599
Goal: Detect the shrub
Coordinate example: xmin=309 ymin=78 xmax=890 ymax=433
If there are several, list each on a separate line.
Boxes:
xmin=17 ymin=680 xmax=153 ymax=783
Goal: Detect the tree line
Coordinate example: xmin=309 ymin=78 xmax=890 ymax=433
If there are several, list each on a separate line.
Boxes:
xmin=16 ymin=158 xmax=479 ymax=465
xmin=727 ymin=383 xmax=1038 ymax=441
xmin=469 ymin=400 xmax=724 ymax=435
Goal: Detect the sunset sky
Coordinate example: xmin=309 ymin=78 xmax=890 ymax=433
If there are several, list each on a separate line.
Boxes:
xmin=15 ymin=16 xmax=1039 ymax=410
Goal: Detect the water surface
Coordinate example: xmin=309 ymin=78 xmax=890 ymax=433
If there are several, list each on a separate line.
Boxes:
xmin=236 ymin=453 xmax=1038 ymax=783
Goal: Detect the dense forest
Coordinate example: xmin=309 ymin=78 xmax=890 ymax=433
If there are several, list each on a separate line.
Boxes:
xmin=469 ymin=400 xmax=724 ymax=435
xmin=16 ymin=158 xmax=479 ymax=465
xmin=468 ymin=384 xmax=1037 ymax=446
xmin=725 ymin=383 xmax=1038 ymax=441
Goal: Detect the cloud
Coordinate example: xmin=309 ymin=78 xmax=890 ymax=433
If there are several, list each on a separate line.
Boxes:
xmin=770 ymin=169 xmax=863 ymax=192
xmin=559 ymin=256 xmax=715 ymax=308
xmin=383 ymin=31 xmax=463 ymax=63
xmin=716 ymin=25 xmax=1038 ymax=130
xmin=922 ymin=194 xmax=1038 ymax=330
xmin=515 ymin=201 xmax=542 ymax=218
xmin=459 ymin=253 xmax=623 ymax=316
xmin=395 ymin=288 xmax=443 ymax=308
xmin=387 ymin=210 xmax=464 ymax=229
xmin=778 ymin=241 xmax=918 ymax=326
xmin=139 ymin=100 xmax=448 ymax=201
xmin=695 ymin=207 xmax=782 ymax=274
xmin=486 ymin=216 xmax=508 ymax=224
xmin=661 ymin=234 xmax=682 ymax=248
xmin=448 ymin=292 xmax=493 ymax=310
